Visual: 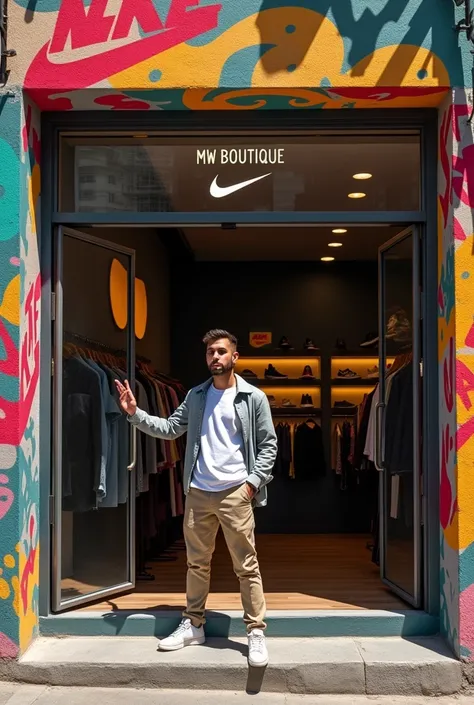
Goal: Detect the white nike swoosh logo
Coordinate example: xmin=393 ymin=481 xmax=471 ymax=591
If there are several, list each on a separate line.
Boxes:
xmin=210 ymin=173 xmax=271 ymax=198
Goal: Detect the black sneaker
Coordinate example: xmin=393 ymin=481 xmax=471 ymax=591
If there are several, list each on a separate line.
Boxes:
xmin=334 ymin=400 xmax=356 ymax=408
xmin=278 ymin=336 xmax=293 ymax=350
xmin=335 ymin=338 xmax=347 ymax=351
xmin=360 ymin=332 xmax=379 ymax=348
xmin=336 ymin=369 xmax=360 ymax=379
xmin=301 ymin=394 xmax=314 ymax=407
xmin=241 ymin=369 xmax=258 ymax=378
xmin=266 ymin=394 xmax=277 ymax=407
xmin=304 ymin=338 xmax=318 ymax=350
xmin=265 ymin=364 xmax=288 ymax=379
xmin=300 ymin=365 xmax=315 ymax=379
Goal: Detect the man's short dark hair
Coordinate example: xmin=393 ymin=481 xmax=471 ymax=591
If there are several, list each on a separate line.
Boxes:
xmin=203 ymin=329 xmax=238 ymax=349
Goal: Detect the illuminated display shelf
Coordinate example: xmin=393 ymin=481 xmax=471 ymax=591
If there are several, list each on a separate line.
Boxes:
xmin=245 ymin=378 xmax=321 ymax=388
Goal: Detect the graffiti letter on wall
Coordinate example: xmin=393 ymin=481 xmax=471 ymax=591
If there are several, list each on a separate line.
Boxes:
xmin=19 ymin=276 xmax=40 ymax=440
xmin=50 ymin=0 xmax=115 ymax=53
xmin=112 ymin=0 xmax=164 ymax=40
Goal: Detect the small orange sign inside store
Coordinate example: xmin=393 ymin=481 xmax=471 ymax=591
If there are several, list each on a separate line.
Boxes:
xmin=250 ymin=332 xmax=272 ymax=348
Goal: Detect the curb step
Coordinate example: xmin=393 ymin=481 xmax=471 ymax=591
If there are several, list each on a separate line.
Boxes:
xmin=0 ymin=636 xmax=462 ymax=696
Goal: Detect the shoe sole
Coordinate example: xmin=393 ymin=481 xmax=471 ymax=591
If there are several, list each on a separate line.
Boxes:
xmin=159 ymin=637 xmax=206 ymax=652
xmin=248 ymin=657 xmax=269 ymax=668
xmin=265 ymin=376 xmax=289 ymax=380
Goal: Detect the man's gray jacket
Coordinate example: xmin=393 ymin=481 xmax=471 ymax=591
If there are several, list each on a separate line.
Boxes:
xmin=128 ymin=374 xmax=277 ymax=506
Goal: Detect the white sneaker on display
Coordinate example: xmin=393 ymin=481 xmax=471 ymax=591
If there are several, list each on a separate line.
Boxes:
xmin=247 ymin=629 xmax=269 ymax=667
xmin=158 ymin=618 xmax=205 ymax=651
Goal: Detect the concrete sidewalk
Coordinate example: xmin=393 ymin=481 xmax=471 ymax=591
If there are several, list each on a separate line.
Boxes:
xmin=0 ymin=635 xmax=462 ymax=695
xmin=0 ymin=686 xmax=472 ymax=705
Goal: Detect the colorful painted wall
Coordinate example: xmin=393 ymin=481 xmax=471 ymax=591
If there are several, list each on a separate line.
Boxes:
xmin=1 ymin=0 xmax=474 ymax=661
xmin=6 ymin=0 xmax=472 ymax=110
xmin=438 ymin=88 xmax=474 ymax=660
xmin=0 ymin=90 xmax=41 ymax=658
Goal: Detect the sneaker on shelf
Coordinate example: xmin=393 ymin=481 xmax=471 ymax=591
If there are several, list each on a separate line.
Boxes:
xmin=158 ymin=618 xmax=205 ymax=652
xmin=300 ymin=365 xmax=315 ymax=379
xmin=282 ymin=398 xmax=296 ymax=407
xmin=248 ymin=629 xmax=269 ymax=668
xmin=301 ymin=394 xmax=314 ymax=407
xmin=367 ymin=365 xmax=379 ymax=378
xmin=278 ymin=336 xmax=293 ymax=350
xmin=334 ymin=400 xmax=356 ymax=408
xmin=360 ymin=332 xmax=379 ymax=348
xmin=265 ymin=364 xmax=288 ymax=379
xmin=335 ymin=338 xmax=347 ymax=351
xmin=336 ymin=369 xmax=360 ymax=379
xmin=304 ymin=338 xmax=319 ymax=350
xmin=241 ymin=369 xmax=258 ymax=378
xmin=266 ymin=394 xmax=277 ymax=407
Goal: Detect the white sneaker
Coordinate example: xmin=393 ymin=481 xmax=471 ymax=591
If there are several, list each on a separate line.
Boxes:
xmin=248 ymin=629 xmax=269 ymax=667
xmin=158 ymin=618 xmax=205 ymax=652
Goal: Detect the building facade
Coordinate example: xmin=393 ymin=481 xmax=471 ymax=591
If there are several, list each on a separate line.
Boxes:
xmin=0 ymin=0 xmax=474 ymax=662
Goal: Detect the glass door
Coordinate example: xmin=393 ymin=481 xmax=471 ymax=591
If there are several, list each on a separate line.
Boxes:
xmin=376 ymin=226 xmax=422 ymax=607
xmin=52 ymin=226 xmax=136 ymax=611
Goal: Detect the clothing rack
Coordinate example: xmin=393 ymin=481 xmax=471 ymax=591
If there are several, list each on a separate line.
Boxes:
xmin=64 ymin=331 xmax=151 ymax=363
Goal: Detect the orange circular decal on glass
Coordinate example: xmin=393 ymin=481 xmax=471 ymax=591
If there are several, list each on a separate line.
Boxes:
xmin=110 ymin=259 xmax=128 ymax=330
xmin=135 ymin=277 xmax=147 ymax=340
xmin=110 ymin=259 xmax=148 ymax=338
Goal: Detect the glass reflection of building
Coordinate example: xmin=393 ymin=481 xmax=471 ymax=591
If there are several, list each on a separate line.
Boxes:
xmin=76 ymin=146 xmax=173 ymax=212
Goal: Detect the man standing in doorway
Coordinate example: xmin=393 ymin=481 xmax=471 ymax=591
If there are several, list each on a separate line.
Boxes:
xmin=115 ymin=330 xmax=277 ymax=667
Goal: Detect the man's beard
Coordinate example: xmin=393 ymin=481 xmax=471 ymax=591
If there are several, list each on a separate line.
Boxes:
xmin=209 ymin=361 xmax=234 ymax=376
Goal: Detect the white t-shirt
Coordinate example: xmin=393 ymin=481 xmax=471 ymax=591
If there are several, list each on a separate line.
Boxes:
xmin=191 ymin=384 xmax=248 ymax=492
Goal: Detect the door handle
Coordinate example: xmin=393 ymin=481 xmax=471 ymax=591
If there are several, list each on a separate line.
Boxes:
xmin=375 ymin=402 xmax=385 ymax=471
xmin=127 ymin=425 xmax=137 ymax=472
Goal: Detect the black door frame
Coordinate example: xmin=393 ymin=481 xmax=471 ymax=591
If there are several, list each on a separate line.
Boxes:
xmin=39 ymin=108 xmax=439 ymax=619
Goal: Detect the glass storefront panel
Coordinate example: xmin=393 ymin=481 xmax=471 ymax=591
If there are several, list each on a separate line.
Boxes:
xmin=59 ymin=133 xmax=420 ymax=213
xmin=57 ymin=229 xmax=134 ymax=607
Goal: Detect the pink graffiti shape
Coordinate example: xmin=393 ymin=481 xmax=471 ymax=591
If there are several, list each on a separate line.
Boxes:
xmin=0 ymin=486 xmax=14 ymax=521
xmin=458 ymin=417 xmax=474 ymax=451
xmin=454 ymin=216 xmax=467 ymax=241
xmin=457 ymin=359 xmax=474 ymax=411
xmin=439 ymin=105 xmax=453 ymax=227
xmin=20 ymin=515 xmax=37 ymax=614
xmin=440 ymin=423 xmax=454 ymax=530
xmin=94 ymin=95 xmax=151 ymax=110
xmin=444 ymin=337 xmax=455 ymax=413
xmin=24 ymin=0 xmax=221 ymax=108
xmin=0 ymin=633 xmax=19 ymax=659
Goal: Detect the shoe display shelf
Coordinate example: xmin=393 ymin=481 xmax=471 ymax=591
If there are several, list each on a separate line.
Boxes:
xmin=236 ymin=350 xmax=321 ymax=416
xmin=331 ymin=354 xmax=396 ymax=411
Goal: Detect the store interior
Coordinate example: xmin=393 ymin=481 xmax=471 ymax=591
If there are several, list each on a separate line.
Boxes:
xmin=57 ymin=221 xmax=416 ymax=613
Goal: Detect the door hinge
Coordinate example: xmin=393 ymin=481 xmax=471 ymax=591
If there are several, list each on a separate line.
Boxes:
xmin=51 ymin=292 xmax=56 ymax=321
xmin=49 ymin=495 xmax=55 ymax=525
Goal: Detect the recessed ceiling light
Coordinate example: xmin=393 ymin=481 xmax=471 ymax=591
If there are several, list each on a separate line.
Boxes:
xmin=321 ymin=256 xmax=335 ymax=262
xmin=348 ymin=192 xmax=366 ymax=199
xmin=328 ymin=242 xmax=343 ymax=248
xmin=353 ymin=173 xmax=372 ymax=180
xmin=332 ymin=228 xmax=347 ymax=234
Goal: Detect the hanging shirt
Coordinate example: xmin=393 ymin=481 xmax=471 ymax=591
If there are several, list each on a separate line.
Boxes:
xmin=191 ymin=384 xmax=247 ymax=492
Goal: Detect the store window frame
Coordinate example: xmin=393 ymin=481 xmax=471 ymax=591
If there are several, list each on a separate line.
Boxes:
xmin=39 ymin=109 xmax=439 ymax=621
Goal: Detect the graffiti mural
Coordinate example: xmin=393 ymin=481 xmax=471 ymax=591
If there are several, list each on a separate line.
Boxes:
xmin=0 ymin=92 xmax=41 ymax=658
xmin=438 ymin=88 xmax=474 ymax=661
xmin=8 ymin=0 xmax=468 ymax=110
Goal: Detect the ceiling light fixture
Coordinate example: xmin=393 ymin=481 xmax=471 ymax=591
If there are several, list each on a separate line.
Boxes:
xmin=332 ymin=228 xmax=347 ymax=234
xmin=348 ymin=192 xmax=366 ymax=199
xmin=321 ymin=256 xmax=335 ymax=262
xmin=328 ymin=242 xmax=343 ymax=248
xmin=353 ymin=173 xmax=372 ymax=180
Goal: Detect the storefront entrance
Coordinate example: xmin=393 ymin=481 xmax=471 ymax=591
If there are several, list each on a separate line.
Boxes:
xmin=40 ymin=111 xmax=439 ymax=632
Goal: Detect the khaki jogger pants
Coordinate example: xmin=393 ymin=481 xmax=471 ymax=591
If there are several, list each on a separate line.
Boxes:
xmin=182 ymin=483 xmax=267 ymax=632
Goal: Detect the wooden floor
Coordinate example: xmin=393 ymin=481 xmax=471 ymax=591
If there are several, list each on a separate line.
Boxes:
xmin=74 ymin=534 xmax=408 ymax=612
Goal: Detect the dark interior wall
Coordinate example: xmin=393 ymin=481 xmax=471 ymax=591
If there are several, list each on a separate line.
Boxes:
xmin=170 ymin=261 xmax=382 ymax=386
xmin=170 ymin=260 xmax=411 ymax=534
